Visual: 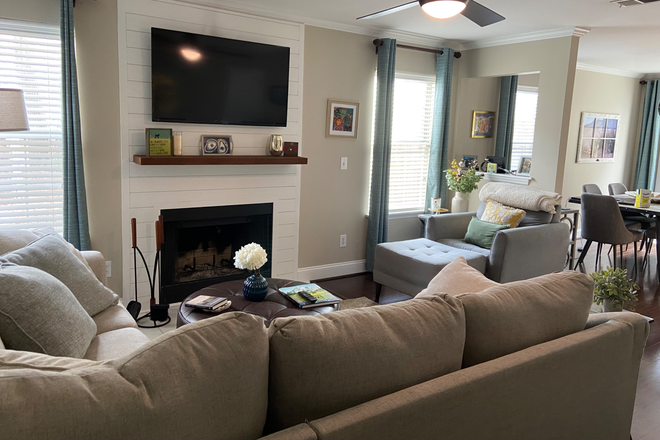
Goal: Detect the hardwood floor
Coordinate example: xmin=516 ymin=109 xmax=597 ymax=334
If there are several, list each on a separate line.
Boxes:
xmin=315 ymin=241 xmax=660 ymax=439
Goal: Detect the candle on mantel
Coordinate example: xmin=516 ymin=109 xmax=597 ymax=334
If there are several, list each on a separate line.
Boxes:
xmin=173 ymin=132 xmax=182 ymax=156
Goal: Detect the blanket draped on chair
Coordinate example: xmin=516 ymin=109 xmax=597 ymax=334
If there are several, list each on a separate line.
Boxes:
xmin=479 ymin=183 xmax=562 ymax=214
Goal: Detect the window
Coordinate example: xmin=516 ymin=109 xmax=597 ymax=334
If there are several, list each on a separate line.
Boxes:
xmin=0 ymin=21 xmax=63 ymax=231
xmin=371 ymin=74 xmax=435 ymax=214
xmin=510 ymin=87 xmax=538 ymax=173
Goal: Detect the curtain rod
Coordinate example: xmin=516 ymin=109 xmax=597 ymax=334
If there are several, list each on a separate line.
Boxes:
xmin=373 ymin=39 xmax=462 ymax=59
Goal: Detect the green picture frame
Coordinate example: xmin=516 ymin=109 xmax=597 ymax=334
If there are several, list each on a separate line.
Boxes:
xmin=145 ymin=128 xmax=172 ymax=157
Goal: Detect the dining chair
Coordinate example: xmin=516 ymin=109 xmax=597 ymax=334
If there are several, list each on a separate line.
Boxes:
xmin=582 ymin=184 xmax=602 ymax=194
xmin=576 ymin=193 xmax=643 ymax=271
xmin=608 ymin=183 xmax=628 ymax=195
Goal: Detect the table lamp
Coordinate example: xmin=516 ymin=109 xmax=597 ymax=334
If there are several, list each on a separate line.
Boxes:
xmin=0 ymin=88 xmax=29 ymax=132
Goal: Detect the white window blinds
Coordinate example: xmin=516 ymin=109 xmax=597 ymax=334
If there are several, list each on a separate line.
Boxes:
xmin=0 ymin=21 xmax=63 ymax=231
xmin=389 ymin=75 xmax=435 ymax=213
xmin=511 ymin=88 xmax=538 ymax=173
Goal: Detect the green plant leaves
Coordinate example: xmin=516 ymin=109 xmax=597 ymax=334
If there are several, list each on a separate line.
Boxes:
xmin=590 ymin=266 xmax=639 ymax=311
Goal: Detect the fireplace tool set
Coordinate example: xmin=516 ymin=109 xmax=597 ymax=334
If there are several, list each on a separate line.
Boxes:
xmin=128 ymin=217 xmax=171 ymax=328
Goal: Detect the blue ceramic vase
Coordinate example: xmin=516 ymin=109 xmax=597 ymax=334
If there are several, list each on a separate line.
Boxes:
xmin=243 ymin=269 xmax=269 ymax=302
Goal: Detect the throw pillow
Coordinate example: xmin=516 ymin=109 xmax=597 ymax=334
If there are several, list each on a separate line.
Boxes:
xmin=0 ymin=265 xmax=97 ymax=358
xmin=464 ymin=216 xmax=510 ymax=249
xmin=481 ymin=201 xmax=526 ymax=228
xmin=0 ymin=235 xmax=118 ymax=316
xmin=416 ymin=256 xmax=498 ymax=298
xmin=416 ymin=259 xmax=594 ymax=367
xmin=32 ymin=227 xmax=93 ymax=271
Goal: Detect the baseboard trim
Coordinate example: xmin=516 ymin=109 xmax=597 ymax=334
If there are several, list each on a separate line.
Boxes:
xmin=297 ymin=260 xmax=366 ymax=282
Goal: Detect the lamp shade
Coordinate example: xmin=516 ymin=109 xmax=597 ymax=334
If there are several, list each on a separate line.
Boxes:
xmin=419 ymin=0 xmax=467 ymax=19
xmin=0 ymin=88 xmax=29 ymax=132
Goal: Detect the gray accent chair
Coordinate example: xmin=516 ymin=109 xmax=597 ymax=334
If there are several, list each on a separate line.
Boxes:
xmin=582 ymin=184 xmax=602 ymax=194
xmin=373 ymin=203 xmax=570 ymax=300
xmin=608 ymin=182 xmax=627 ymax=195
xmin=575 ymin=193 xmax=643 ymax=270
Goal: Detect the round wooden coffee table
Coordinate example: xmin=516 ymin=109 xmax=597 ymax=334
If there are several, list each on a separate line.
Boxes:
xmin=176 ymin=278 xmax=339 ymax=328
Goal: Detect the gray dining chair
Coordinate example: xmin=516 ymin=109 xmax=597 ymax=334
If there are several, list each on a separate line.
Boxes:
xmin=608 ymin=183 xmax=628 ymax=195
xmin=582 ymin=184 xmax=602 ymax=194
xmin=576 ymin=193 xmax=643 ymax=271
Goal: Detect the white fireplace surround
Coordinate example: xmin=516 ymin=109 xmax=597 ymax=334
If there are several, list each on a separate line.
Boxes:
xmin=118 ymin=0 xmax=304 ymax=307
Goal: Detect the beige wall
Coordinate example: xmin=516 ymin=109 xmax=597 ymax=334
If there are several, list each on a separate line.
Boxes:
xmin=562 ymin=69 xmax=642 ymax=202
xmin=0 ymin=0 xmax=59 ymax=24
xmin=74 ymin=0 xmax=123 ymax=294
xmin=455 ymin=36 xmax=580 ymax=193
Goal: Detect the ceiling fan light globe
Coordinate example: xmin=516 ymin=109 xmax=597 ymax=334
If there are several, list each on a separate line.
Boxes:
xmin=420 ymin=0 xmax=467 ymax=19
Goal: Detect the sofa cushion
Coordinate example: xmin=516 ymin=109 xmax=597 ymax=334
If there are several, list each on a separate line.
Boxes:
xmin=0 ymin=235 xmax=119 ymax=316
xmin=421 ymin=261 xmax=594 ymax=367
xmin=33 ymin=226 xmax=93 ymax=271
xmin=477 ymin=202 xmax=554 ymax=226
xmin=417 ymin=256 xmax=498 ymax=298
xmin=481 ymin=201 xmax=526 ymax=228
xmin=435 ymin=239 xmax=491 ymax=257
xmin=92 ymin=303 xmax=138 ymax=335
xmin=0 ymin=265 xmax=97 ymax=358
xmin=84 ymin=327 xmax=150 ymax=361
xmin=265 ymin=296 xmax=466 ymax=433
xmin=374 ymin=238 xmax=487 ymax=288
xmin=0 ymin=229 xmax=37 ymax=255
xmin=464 ymin=217 xmax=510 ymax=250
xmin=0 ymin=312 xmax=269 ymax=440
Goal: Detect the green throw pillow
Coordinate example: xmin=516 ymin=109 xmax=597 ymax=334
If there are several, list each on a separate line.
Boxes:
xmin=464 ymin=217 xmax=510 ymax=250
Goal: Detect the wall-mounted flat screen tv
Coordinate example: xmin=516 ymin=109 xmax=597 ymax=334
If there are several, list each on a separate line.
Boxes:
xmin=151 ymin=28 xmax=290 ymax=127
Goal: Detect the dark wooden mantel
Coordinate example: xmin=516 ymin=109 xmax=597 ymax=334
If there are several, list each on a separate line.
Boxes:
xmin=133 ymin=155 xmax=308 ymax=165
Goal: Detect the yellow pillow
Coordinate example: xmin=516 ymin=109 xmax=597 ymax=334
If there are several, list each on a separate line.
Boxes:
xmin=481 ymin=201 xmax=526 ymax=228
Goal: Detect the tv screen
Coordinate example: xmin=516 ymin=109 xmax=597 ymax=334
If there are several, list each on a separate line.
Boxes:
xmin=151 ymin=28 xmax=290 ymax=127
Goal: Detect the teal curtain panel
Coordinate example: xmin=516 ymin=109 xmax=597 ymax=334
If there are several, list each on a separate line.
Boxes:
xmin=366 ymin=39 xmax=396 ymax=272
xmin=634 ymin=80 xmax=660 ymax=191
xmin=494 ymin=75 xmax=518 ymax=170
xmin=61 ymin=0 xmax=92 ymax=250
xmin=425 ymin=49 xmax=455 ymax=211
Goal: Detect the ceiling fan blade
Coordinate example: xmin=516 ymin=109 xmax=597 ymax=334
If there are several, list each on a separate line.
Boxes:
xmin=461 ymin=0 xmax=505 ymax=27
xmin=357 ymin=1 xmax=418 ymax=20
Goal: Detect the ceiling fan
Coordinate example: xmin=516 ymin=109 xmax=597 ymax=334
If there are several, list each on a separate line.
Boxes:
xmin=357 ymin=0 xmax=505 ymax=27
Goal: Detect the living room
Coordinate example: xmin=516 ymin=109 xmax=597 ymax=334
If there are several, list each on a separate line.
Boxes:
xmin=1 ymin=0 xmax=659 ymax=439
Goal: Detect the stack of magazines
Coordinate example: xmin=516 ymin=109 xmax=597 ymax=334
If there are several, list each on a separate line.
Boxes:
xmin=184 ymin=295 xmax=231 ymax=312
xmin=279 ymin=283 xmax=340 ymax=309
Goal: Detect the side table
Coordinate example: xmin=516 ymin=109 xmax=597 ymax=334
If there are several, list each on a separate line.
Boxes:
xmin=560 ymin=208 xmax=580 ymax=270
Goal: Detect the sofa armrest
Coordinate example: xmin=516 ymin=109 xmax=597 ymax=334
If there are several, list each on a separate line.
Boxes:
xmin=487 ymin=223 xmax=569 ymax=283
xmin=258 ymin=424 xmax=318 ymax=440
xmin=425 ymin=212 xmax=476 ymax=241
xmin=81 ymin=250 xmax=107 ymax=286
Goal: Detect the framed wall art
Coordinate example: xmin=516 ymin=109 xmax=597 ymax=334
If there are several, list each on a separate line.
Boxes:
xmin=461 ymin=154 xmax=478 ymax=169
xmin=145 ymin=128 xmax=172 ymax=157
xmin=576 ymin=112 xmax=620 ymax=163
xmin=518 ymin=156 xmax=532 ymax=175
xmin=471 ymin=111 xmax=495 ymax=138
xmin=201 ymin=135 xmax=233 ymax=155
xmin=326 ymin=99 xmax=359 ymax=139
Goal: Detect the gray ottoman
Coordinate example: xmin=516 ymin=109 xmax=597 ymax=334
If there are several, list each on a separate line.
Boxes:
xmin=373 ymin=238 xmax=487 ymax=300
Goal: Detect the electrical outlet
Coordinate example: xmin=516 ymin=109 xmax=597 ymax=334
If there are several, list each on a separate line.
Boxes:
xmin=340 ymin=157 xmax=348 ymax=170
xmin=340 ymin=234 xmax=347 ymax=248
xmin=105 ymin=261 xmax=112 ymax=278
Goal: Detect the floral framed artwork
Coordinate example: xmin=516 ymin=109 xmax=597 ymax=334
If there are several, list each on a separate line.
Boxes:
xmin=576 ymin=112 xmax=620 ymax=163
xmin=471 ymin=111 xmax=496 ymax=138
xmin=326 ymin=99 xmax=359 ymax=139
xmin=201 ymin=135 xmax=232 ymax=155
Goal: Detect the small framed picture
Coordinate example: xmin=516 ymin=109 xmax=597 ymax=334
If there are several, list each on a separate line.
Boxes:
xmin=201 ymin=135 xmax=232 ymax=155
xmin=326 ymin=99 xmax=359 ymax=139
xmin=471 ymin=111 xmax=496 ymax=138
xmin=518 ymin=156 xmax=532 ymax=175
xmin=487 ymin=163 xmax=498 ymax=173
xmin=462 ymin=154 xmax=478 ymax=169
xmin=145 ymin=128 xmax=172 ymax=157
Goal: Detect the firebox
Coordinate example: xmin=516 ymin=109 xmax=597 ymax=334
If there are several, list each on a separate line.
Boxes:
xmin=159 ymin=203 xmax=273 ymax=304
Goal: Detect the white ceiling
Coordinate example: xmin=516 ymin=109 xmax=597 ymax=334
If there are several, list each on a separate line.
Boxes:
xmin=196 ymin=0 xmax=660 ymax=77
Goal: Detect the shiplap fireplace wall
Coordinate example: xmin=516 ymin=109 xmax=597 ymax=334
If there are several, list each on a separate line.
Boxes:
xmin=118 ymin=0 xmax=304 ymax=307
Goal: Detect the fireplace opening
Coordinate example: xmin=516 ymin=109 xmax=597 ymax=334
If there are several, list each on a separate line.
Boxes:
xmin=160 ymin=203 xmax=273 ymax=304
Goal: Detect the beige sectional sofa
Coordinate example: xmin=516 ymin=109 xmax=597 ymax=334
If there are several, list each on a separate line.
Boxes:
xmin=0 ymin=240 xmax=649 ymax=440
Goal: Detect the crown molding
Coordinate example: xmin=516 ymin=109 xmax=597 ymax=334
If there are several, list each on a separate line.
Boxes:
xmin=168 ymin=0 xmax=454 ymax=48
xmin=577 ymin=63 xmax=644 ymax=79
xmin=458 ymin=27 xmax=584 ymax=51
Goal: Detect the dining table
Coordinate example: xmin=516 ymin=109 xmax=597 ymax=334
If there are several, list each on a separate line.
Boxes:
xmin=568 ymin=193 xmax=660 ymax=274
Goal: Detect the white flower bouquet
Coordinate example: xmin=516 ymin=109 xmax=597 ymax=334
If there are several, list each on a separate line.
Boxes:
xmin=234 ymin=243 xmax=268 ymax=272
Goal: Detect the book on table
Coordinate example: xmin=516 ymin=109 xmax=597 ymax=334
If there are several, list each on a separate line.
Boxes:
xmin=184 ymin=295 xmax=230 ymax=312
xmin=279 ymin=283 xmax=341 ymax=309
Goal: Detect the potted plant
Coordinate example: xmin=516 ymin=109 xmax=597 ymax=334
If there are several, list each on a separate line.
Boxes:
xmin=445 ymin=159 xmax=483 ymax=213
xmin=591 ymin=266 xmax=639 ymax=312
xmin=234 ymin=242 xmax=269 ymax=302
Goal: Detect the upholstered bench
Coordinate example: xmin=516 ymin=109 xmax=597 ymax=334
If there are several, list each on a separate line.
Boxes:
xmin=373 ymin=238 xmax=487 ymax=300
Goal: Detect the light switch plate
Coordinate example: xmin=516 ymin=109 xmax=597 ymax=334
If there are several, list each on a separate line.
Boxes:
xmin=105 ymin=261 xmax=112 ymax=278
xmin=340 ymin=157 xmax=348 ymax=170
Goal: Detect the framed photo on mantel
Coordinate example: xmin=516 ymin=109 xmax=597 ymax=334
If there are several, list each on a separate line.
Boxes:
xmin=145 ymin=128 xmax=172 ymax=157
